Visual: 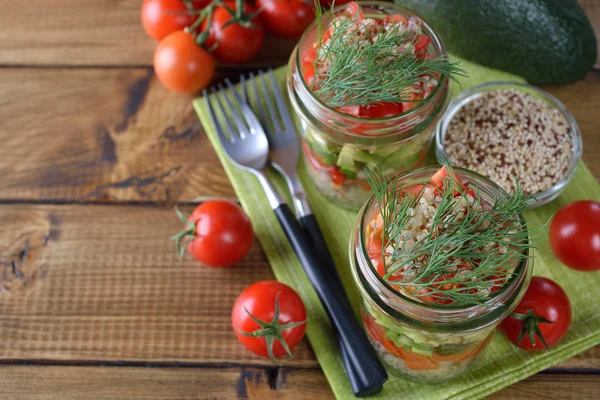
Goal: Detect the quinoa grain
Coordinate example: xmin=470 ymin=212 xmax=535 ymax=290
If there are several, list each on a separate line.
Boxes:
xmin=444 ymin=89 xmax=573 ymax=195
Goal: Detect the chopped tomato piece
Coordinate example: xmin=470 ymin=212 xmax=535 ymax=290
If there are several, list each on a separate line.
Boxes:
xmin=383 ymin=14 xmax=409 ymax=25
xmin=414 ymin=34 xmax=431 ymax=52
xmin=430 ymin=166 xmax=464 ymax=189
xmin=302 ymin=44 xmax=317 ymax=65
xmin=336 ymin=105 xmax=361 ymax=116
xmin=345 ymin=2 xmax=364 ymax=19
xmin=328 ymin=167 xmax=345 ymax=185
xmin=360 ymin=102 xmax=403 ymax=118
xmin=401 ymin=92 xmax=423 ymax=112
xmin=302 ymin=63 xmax=315 ymax=86
xmin=401 ymin=183 xmax=438 ymax=198
xmin=302 ymin=142 xmax=330 ymax=170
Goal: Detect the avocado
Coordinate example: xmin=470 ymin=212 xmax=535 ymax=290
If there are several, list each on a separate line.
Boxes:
xmin=394 ymin=0 xmax=597 ymax=84
xmin=309 ymin=142 xmax=337 ymax=165
xmin=336 ymin=146 xmax=361 ymax=171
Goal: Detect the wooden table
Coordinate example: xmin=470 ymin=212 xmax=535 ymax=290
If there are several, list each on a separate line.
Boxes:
xmin=0 ymin=1 xmax=599 ymax=399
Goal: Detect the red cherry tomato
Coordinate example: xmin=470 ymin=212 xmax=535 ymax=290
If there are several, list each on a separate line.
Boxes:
xmin=499 ymin=277 xmax=571 ymax=351
xmin=232 ymin=281 xmax=307 ymax=360
xmin=203 ymin=2 xmax=264 ymax=64
xmin=154 ymin=30 xmax=215 ymax=93
xmin=549 ymin=200 xmax=600 ymax=271
xmin=141 ymin=0 xmax=208 ymax=41
xmin=256 ymin=0 xmax=315 ymax=39
xmin=172 ymin=200 xmax=253 ymax=267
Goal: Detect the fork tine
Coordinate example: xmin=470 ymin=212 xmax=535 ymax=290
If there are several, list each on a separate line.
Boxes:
xmin=239 ymin=74 xmax=250 ymax=105
xmin=267 ymin=68 xmax=294 ymax=129
xmin=258 ymin=70 xmax=282 ymax=131
xmin=217 ymin=83 xmax=250 ymax=139
xmin=205 ymin=89 xmax=233 ymax=144
xmin=249 ymin=71 xmax=270 ymax=131
xmin=212 ymin=87 xmax=239 ymax=141
xmin=224 ymin=78 xmax=263 ymax=136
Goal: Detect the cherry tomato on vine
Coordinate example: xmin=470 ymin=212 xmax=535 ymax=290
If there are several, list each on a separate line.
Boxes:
xmin=232 ymin=281 xmax=307 ymax=360
xmin=256 ymin=0 xmax=315 ymax=39
xmin=549 ymin=200 xmax=600 ymax=271
xmin=141 ymin=0 xmax=209 ymax=41
xmin=499 ymin=277 xmax=571 ymax=351
xmin=171 ymin=200 xmax=253 ymax=267
xmin=154 ymin=30 xmax=215 ymax=93
xmin=203 ymin=2 xmax=264 ymax=64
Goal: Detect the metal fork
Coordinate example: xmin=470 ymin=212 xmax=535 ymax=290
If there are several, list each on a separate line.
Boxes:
xmin=234 ymin=70 xmax=385 ymax=396
xmin=205 ymin=84 xmax=386 ymax=396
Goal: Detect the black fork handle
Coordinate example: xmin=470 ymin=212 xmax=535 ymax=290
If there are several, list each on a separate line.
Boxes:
xmin=274 ymin=205 xmax=387 ymax=396
xmin=300 ymin=214 xmax=382 ymax=397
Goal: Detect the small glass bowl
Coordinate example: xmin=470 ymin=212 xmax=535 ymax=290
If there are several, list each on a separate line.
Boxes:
xmin=435 ymin=81 xmax=582 ymax=209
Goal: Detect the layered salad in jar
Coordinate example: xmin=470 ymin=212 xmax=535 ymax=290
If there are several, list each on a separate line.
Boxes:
xmin=352 ymin=165 xmax=534 ymax=381
xmin=289 ymin=1 xmax=465 ymax=209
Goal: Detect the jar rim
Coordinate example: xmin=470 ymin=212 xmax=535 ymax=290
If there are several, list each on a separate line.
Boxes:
xmin=291 ymin=1 xmax=450 ymax=138
xmin=353 ymin=166 xmax=532 ymax=327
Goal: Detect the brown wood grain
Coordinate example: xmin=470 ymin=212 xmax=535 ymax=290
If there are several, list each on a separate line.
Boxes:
xmin=0 ymin=204 xmax=315 ymax=366
xmin=0 ymin=1 xmax=596 ymax=68
xmin=0 ymin=67 xmax=235 ymax=203
xmin=1 ymin=366 xmax=599 ymax=400
xmin=0 ymin=68 xmax=598 ymax=204
xmin=0 ymin=203 xmax=598 ymax=370
xmin=0 ymin=0 xmax=296 ymax=68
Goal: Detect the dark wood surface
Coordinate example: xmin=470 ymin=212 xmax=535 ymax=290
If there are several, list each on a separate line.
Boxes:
xmin=0 ymin=1 xmax=598 ymax=399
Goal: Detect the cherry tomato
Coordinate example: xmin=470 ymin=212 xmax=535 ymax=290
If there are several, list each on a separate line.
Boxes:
xmin=141 ymin=0 xmax=208 ymax=41
xmin=203 ymin=2 xmax=264 ymax=64
xmin=549 ymin=200 xmax=600 ymax=271
xmin=154 ymin=30 xmax=215 ymax=93
xmin=172 ymin=200 xmax=253 ymax=267
xmin=256 ymin=0 xmax=315 ymax=39
xmin=232 ymin=281 xmax=307 ymax=360
xmin=499 ymin=277 xmax=571 ymax=351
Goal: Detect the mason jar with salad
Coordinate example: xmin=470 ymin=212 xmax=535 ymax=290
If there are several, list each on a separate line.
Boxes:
xmin=349 ymin=165 xmax=535 ymax=382
xmin=287 ymin=1 xmax=466 ymax=209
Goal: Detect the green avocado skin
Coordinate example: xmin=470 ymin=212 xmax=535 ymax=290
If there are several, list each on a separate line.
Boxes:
xmin=394 ymin=0 xmax=597 ymax=84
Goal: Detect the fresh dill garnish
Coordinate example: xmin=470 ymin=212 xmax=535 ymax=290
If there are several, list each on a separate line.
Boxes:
xmin=311 ymin=5 xmax=467 ymax=107
xmin=364 ymin=165 xmax=538 ymax=306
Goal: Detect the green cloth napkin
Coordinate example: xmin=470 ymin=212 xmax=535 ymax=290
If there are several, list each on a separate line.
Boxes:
xmin=193 ymin=59 xmax=600 ymax=400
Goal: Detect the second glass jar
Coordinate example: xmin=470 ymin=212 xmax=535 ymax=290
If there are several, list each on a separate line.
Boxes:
xmin=287 ymin=1 xmax=451 ymax=210
xmin=349 ymin=167 xmax=533 ymax=382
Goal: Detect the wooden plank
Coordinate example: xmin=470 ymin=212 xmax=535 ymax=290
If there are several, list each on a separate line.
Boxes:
xmin=0 ymin=0 xmax=296 ymax=67
xmin=0 ymin=203 xmax=598 ymax=369
xmin=0 ymin=67 xmax=236 ymax=202
xmin=0 ymin=366 xmax=599 ymax=400
xmin=0 ymin=204 xmax=316 ymax=366
xmin=0 ymin=1 xmax=596 ymax=68
xmin=0 ymin=68 xmax=598 ymax=204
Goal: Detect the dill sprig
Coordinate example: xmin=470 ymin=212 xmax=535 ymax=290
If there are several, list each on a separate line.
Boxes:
xmin=311 ymin=5 xmax=467 ymax=107
xmin=364 ymin=165 xmax=538 ymax=306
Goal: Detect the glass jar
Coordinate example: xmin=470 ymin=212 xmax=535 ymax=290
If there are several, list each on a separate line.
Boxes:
xmin=435 ymin=81 xmax=583 ymax=209
xmin=349 ymin=167 xmax=533 ymax=382
xmin=286 ymin=1 xmax=451 ymax=210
